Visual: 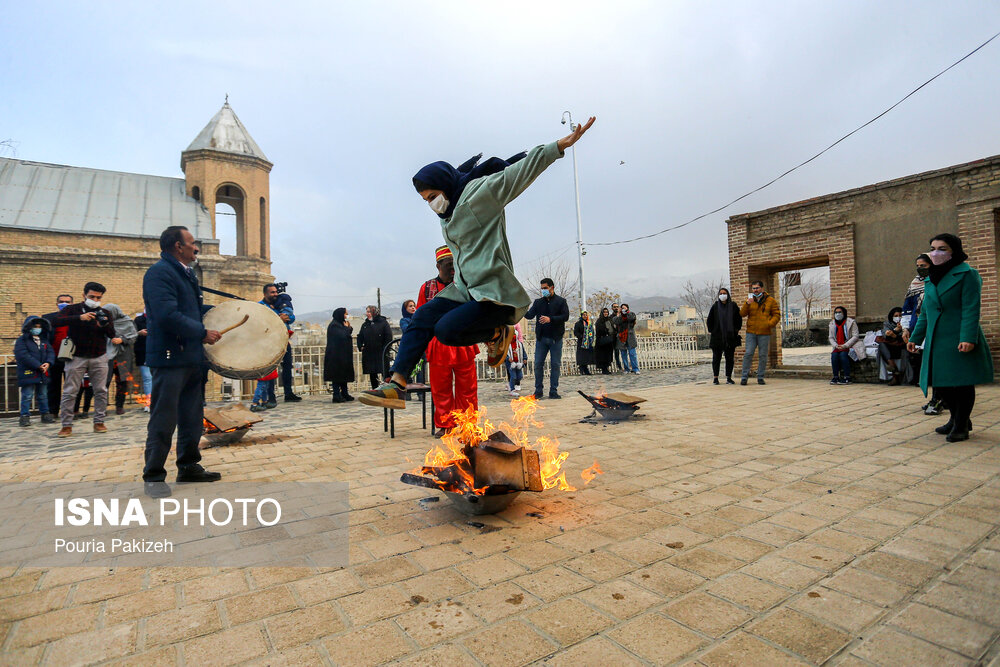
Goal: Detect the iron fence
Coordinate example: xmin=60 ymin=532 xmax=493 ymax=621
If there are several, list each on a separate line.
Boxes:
xmin=2 ymin=335 xmax=699 ymax=410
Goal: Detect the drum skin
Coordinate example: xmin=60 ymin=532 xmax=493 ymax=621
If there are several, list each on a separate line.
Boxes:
xmin=203 ymin=301 xmax=288 ymax=380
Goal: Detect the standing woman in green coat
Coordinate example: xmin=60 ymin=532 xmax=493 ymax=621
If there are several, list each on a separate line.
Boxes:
xmin=359 ymin=117 xmax=596 ymax=410
xmin=907 ymin=233 xmax=994 ymax=442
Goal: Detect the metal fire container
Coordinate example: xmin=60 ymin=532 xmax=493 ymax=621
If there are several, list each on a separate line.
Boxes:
xmin=443 ymin=489 xmax=522 ymax=515
xmin=578 ymin=391 xmax=646 ymax=421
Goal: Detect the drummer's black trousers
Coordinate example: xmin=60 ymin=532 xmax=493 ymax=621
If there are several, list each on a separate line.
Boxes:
xmin=143 ymin=366 xmax=204 ymax=482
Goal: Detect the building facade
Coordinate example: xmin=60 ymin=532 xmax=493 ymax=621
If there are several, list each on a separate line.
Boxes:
xmin=0 ymin=102 xmax=274 ymax=348
xmin=728 ymin=153 xmax=1000 ymax=370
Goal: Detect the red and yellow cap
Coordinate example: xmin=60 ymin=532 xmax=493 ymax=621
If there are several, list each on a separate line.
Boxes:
xmin=435 ymin=245 xmax=453 ymax=263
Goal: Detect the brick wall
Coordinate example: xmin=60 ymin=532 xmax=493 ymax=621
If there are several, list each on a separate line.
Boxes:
xmin=728 ymin=154 xmax=1000 ymax=373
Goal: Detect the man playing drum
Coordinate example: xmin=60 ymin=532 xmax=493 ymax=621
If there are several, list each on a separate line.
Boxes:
xmin=141 ymin=226 xmax=223 ymax=498
xmin=360 ymin=116 xmax=596 ymax=410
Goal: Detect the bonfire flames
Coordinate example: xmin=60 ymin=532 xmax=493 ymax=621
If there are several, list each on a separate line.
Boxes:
xmin=401 ymin=397 xmax=603 ymax=497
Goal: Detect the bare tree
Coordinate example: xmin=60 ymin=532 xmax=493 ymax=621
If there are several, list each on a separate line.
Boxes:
xmin=682 ymin=277 xmax=726 ymax=333
xmin=0 ymin=139 xmax=16 ymax=157
xmin=587 ymin=287 xmax=621 ymax=316
xmin=519 ymin=259 xmax=580 ymax=313
xmin=798 ymin=273 xmax=829 ymax=327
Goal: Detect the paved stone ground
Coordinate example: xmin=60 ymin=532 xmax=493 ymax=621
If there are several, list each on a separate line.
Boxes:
xmin=1 ymin=372 xmax=999 ymax=666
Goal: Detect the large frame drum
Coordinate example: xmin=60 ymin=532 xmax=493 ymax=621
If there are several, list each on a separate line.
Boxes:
xmin=203 ymin=301 xmax=288 ymax=380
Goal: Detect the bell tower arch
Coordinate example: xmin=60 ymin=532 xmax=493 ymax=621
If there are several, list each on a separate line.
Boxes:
xmin=181 ymin=100 xmax=272 ymax=260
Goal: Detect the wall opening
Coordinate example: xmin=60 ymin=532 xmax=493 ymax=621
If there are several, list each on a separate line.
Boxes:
xmin=191 ymin=185 xmax=201 ymax=202
xmin=777 ymin=266 xmax=831 ymax=364
xmin=259 ymin=196 xmax=267 ymax=259
xmin=215 ymin=183 xmax=246 ymax=256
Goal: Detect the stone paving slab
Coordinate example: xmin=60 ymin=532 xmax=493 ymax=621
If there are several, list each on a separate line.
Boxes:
xmin=0 ymin=375 xmax=998 ymax=665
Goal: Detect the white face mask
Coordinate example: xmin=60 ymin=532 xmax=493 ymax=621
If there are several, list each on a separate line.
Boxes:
xmin=85 ymin=299 xmax=100 ymax=308
xmin=928 ymin=249 xmax=951 ymax=265
xmin=718 ymin=294 xmax=728 ymax=302
xmin=834 ymin=313 xmax=844 ymax=322
xmin=893 ymin=316 xmax=901 ymax=324
xmin=428 ymin=194 xmax=449 ymax=215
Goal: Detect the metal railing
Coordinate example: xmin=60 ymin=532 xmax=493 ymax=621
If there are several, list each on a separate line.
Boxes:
xmin=3 ymin=335 xmax=699 ymax=409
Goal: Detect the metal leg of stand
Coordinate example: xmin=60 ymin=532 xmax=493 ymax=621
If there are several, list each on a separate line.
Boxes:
xmin=383 ymin=407 xmax=388 ymax=433
xmin=390 ymin=409 xmax=395 ymax=438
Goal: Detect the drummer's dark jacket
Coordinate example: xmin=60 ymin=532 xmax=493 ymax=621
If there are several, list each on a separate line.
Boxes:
xmin=143 ymin=252 xmax=212 ymax=368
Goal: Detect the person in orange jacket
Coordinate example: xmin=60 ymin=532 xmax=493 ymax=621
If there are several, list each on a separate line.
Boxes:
xmin=418 ymin=246 xmax=479 ymax=436
xmin=739 ymin=280 xmax=781 ymax=385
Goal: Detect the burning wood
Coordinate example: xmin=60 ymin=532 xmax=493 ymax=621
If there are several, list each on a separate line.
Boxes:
xmin=400 ymin=398 xmax=600 ymax=510
xmin=202 ymin=404 xmax=263 ymax=446
xmin=578 ymin=391 xmax=646 ymax=422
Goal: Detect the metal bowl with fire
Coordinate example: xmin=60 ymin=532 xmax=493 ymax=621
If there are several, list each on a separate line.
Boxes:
xmin=400 ymin=397 xmax=603 ymax=515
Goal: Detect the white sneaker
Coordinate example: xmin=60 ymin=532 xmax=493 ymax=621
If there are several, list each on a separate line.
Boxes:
xmin=514 ymin=384 xmax=521 ymax=392
xmin=143 ymin=406 xmax=150 ymax=413
xmin=509 ymin=390 xmax=520 ymax=397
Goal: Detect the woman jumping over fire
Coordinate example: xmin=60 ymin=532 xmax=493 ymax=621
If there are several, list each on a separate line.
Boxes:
xmin=359 ymin=117 xmax=596 ymax=410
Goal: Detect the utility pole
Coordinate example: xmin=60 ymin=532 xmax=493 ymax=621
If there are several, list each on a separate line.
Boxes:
xmin=377 ymin=287 xmax=381 ymax=314
xmin=562 ymin=111 xmax=587 ymax=314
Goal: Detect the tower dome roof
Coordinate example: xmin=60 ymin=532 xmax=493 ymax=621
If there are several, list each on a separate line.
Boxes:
xmin=184 ymin=101 xmax=269 ymax=162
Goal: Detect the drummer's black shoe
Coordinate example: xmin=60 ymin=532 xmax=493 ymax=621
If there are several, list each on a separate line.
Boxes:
xmin=177 ymin=465 xmax=222 ymax=483
xmin=343 ymin=394 xmax=355 ymax=402
xmin=264 ymin=400 xmax=278 ymax=409
xmin=285 ymin=393 xmax=303 ymax=402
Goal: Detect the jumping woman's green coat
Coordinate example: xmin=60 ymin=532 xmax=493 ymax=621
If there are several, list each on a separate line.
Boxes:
xmin=435 ymin=142 xmax=563 ymax=324
xmin=909 ymin=262 xmax=993 ymax=394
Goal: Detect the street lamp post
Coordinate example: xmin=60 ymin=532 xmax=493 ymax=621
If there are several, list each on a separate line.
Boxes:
xmin=562 ymin=111 xmax=586 ymax=315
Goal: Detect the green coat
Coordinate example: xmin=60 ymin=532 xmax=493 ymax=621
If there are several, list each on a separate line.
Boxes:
xmin=436 ymin=142 xmax=563 ymax=323
xmin=909 ymin=263 xmax=993 ymax=394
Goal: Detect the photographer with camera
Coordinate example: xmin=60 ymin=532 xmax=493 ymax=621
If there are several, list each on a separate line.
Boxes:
xmin=260 ymin=282 xmax=302 ymax=403
xmin=55 ymin=282 xmax=120 ymax=436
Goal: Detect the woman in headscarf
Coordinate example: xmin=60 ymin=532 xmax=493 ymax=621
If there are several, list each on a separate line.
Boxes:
xmin=573 ymin=311 xmax=595 ymax=375
xmin=879 ymin=306 xmax=906 ymax=386
xmin=706 ymin=288 xmax=743 ymax=384
xmin=908 ymin=233 xmax=993 ymax=442
xmin=357 ymin=305 xmax=393 ymax=389
xmin=359 ymin=117 xmax=596 ymax=410
xmin=324 ymin=308 xmax=355 ymax=403
xmin=594 ymin=308 xmax=615 ymax=375
xmin=828 ymin=306 xmax=862 ymax=385
xmin=901 ymin=254 xmax=932 ymax=393
xmin=503 ymin=323 xmax=526 ymax=397
xmin=399 ymin=300 xmax=416 ymax=333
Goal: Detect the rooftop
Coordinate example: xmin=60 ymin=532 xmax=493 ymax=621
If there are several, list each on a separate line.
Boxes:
xmin=0 ymin=158 xmax=212 ymax=239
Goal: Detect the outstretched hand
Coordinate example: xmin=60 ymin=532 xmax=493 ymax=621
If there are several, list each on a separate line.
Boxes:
xmin=557 ymin=116 xmax=596 ymax=152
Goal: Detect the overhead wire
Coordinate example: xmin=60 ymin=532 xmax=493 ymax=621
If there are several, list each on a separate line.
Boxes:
xmin=588 ymin=29 xmax=1000 ymax=247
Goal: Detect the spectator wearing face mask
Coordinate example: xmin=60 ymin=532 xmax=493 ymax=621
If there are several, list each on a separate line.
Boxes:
xmin=14 ymin=317 xmax=56 ymax=427
xmin=907 ymin=233 xmax=993 ymax=443
xmin=613 ymin=304 xmax=639 ymax=374
xmin=706 ymin=288 xmax=742 ymax=384
xmin=828 ymin=306 xmax=862 ymax=385
xmin=901 ymin=254 xmax=932 ymax=392
xmin=879 ymin=307 xmax=906 ymax=386
xmin=739 ymin=280 xmax=780 ymax=385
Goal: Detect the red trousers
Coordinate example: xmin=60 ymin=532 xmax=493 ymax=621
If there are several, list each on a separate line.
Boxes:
xmin=428 ymin=361 xmax=478 ymax=429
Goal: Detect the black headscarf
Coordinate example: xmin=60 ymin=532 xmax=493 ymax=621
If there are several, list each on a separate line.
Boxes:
xmin=927 ymin=233 xmax=968 ymax=285
xmin=596 ymin=309 xmax=612 ymax=338
xmin=332 ymin=308 xmax=348 ymax=325
xmin=412 ymin=151 xmax=528 ymax=219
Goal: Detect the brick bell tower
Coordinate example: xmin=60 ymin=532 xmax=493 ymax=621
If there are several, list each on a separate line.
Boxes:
xmin=181 ymin=100 xmax=273 ymax=299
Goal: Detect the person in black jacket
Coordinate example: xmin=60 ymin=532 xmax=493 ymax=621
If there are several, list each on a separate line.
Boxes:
xmin=524 ymin=278 xmax=570 ymax=399
xmin=573 ymin=311 xmax=595 ymax=375
xmin=325 ymin=308 xmax=356 ymax=402
xmin=141 ymin=226 xmax=222 ymax=498
xmin=594 ymin=308 xmax=615 ymax=374
xmin=357 ymin=305 xmax=393 ymax=389
xmin=706 ymin=287 xmax=743 ymax=385
xmin=55 ymin=283 xmax=119 ymax=436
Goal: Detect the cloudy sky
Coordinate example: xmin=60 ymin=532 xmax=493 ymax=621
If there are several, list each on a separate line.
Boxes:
xmin=4 ymin=2 xmax=999 ymax=315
